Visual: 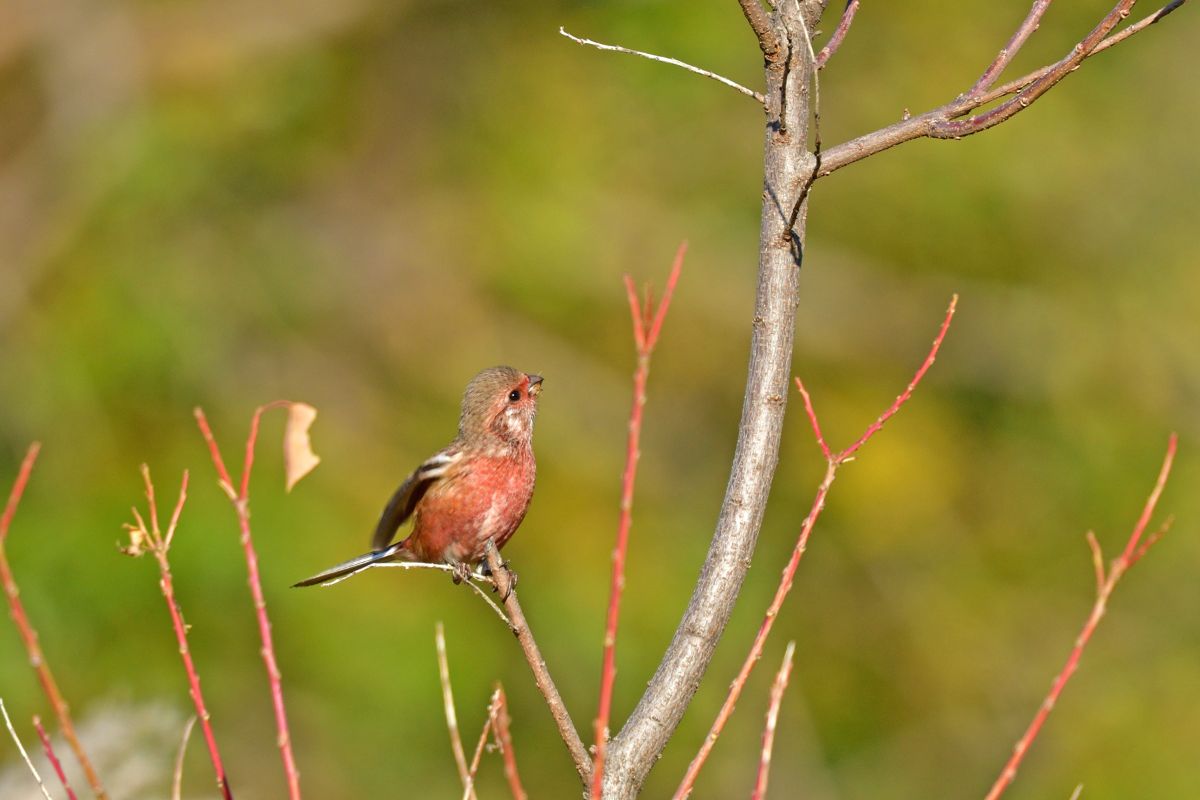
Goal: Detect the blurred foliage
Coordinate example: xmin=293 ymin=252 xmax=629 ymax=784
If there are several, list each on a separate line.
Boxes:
xmin=0 ymin=1 xmax=1197 ymax=798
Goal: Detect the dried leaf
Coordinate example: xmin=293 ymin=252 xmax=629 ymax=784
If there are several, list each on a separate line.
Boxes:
xmin=283 ymin=402 xmax=321 ymax=492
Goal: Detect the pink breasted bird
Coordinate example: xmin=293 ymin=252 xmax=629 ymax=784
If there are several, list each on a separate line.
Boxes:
xmin=294 ymin=366 xmax=542 ymax=587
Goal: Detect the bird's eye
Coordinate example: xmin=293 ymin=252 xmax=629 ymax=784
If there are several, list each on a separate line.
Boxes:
xmin=508 ymin=389 xmax=522 ymax=402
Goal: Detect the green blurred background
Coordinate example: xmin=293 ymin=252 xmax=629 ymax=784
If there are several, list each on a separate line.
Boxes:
xmin=1 ymin=2 xmax=1197 ymax=798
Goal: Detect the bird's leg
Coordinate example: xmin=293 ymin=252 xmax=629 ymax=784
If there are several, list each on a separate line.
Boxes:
xmin=449 ymin=559 xmax=473 ymax=585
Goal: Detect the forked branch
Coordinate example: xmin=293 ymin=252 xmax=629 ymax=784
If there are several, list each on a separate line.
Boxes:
xmin=983 ymin=434 xmax=1178 ymax=800
xmin=819 ymin=0 xmax=1189 ymax=176
xmin=673 ymin=295 xmax=957 ymax=799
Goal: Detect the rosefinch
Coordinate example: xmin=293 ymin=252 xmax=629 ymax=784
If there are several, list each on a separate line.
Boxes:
xmin=294 ymin=366 xmax=543 ymax=588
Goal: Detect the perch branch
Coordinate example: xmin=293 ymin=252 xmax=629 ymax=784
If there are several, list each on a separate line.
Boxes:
xmin=983 ymin=434 xmax=1178 ymax=800
xmin=461 ymin=715 xmax=494 ymax=800
xmin=560 ymin=28 xmax=765 ymax=104
xmin=436 ymin=622 xmax=478 ymax=800
xmin=674 ymin=294 xmax=957 ymax=799
xmin=194 ymin=405 xmax=302 ymax=800
xmin=816 ymin=0 xmax=860 ymax=69
xmin=591 ymin=243 xmax=685 ymax=799
xmin=33 ymin=715 xmax=77 ymax=800
xmin=0 ymin=444 xmax=108 ymax=799
xmin=483 ymin=540 xmax=592 ymax=781
xmin=818 ymin=0 xmax=1189 ymax=176
xmin=750 ymin=641 xmax=796 ymax=800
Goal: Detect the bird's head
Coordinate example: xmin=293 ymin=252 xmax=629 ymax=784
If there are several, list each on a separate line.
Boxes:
xmin=459 ymin=366 xmax=543 ymax=449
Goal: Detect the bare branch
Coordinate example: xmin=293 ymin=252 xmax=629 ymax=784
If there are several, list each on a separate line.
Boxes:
xmin=488 ymin=686 xmax=528 ymax=800
xmin=559 ymin=28 xmax=765 ymax=105
xmin=33 ymin=716 xmax=78 ymax=800
xmin=983 ymin=434 xmax=1177 ymax=800
xmin=172 ymin=717 xmax=197 ymax=800
xmin=818 ymin=1 xmax=1189 ymax=176
xmin=967 ymin=1 xmax=1054 ymax=96
xmin=195 ymin=405 xmax=302 ymax=800
xmin=737 ymin=0 xmax=783 ymax=60
xmin=750 ymin=642 xmax=796 ymax=800
xmin=1 ymin=444 xmax=109 ymax=799
xmin=436 ymin=623 xmax=477 ymax=800
xmin=816 ymin=0 xmax=860 ymax=69
xmin=483 ymin=541 xmax=592 ymax=781
xmin=1 ymin=698 xmax=53 ymax=800
xmin=933 ymin=0 xmax=1140 ymax=138
xmin=591 ymin=244 xmax=685 ymax=799
xmin=673 ymin=296 xmax=957 ymax=799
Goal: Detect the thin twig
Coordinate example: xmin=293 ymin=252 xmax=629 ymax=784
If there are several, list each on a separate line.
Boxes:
xmin=0 ymin=444 xmax=108 ymax=799
xmin=483 ymin=540 xmax=591 ymax=782
xmin=933 ymin=0 xmax=1139 ymax=138
xmin=750 ymin=642 xmax=796 ymax=800
xmin=436 ymin=622 xmax=478 ymax=800
xmin=968 ymin=1 xmax=1054 ymax=96
xmin=1 ymin=698 xmax=53 ymax=800
xmin=816 ymin=0 xmax=860 ymax=69
xmin=673 ymin=295 xmax=957 ymax=799
xmin=818 ymin=0 xmax=1189 ymax=176
xmin=489 ymin=685 xmax=528 ymax=800
xmin=126 ymin=468 xmax=234 ymax=800
xmin=195 ymin=405 xmax=302 ymax=800
xmin=33 ymin=716 xmax=78 ymax=800
xmin=173 ymin=716 xmax=198 ymax=800
xmin=983 ymin=434 xmax=1178 ymax=800
xmin=559 ymin=28 xmax=765 ymax=104
xmin=461 ymin=717 xmax=494 ymax=800
xmin=591 ymin=243 xmax=685 ymax=799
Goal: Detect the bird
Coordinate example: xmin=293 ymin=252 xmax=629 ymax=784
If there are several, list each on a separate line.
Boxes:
xmin=293 ymin=366 xmax=543 ymax=589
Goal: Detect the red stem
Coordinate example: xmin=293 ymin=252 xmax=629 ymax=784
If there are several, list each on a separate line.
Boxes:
xmin=32 ymin=715 xmax=78 ymax=800
xmin=674 ymin=296 xmax=957 ymax=799
xmin=983 ymin=434 xmax=1178 ymax=800
xmin=195 ymin=406 xmax=303 ymax=800
xmin=490 ymin=685 xmax=528 ymax=800
xmin=590 ymin=242 xmax=686 ymax=799
xmin=816 ymin=0 xmax=861 ymax=69
xmin=0 ymin=444 xmax=108 ymax=799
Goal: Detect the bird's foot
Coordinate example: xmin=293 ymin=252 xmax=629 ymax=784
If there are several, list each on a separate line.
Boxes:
xmin=481 ymin=560 xmax=518 ymax=602
xmin=450 ymin=561 xmax=473 ymax=585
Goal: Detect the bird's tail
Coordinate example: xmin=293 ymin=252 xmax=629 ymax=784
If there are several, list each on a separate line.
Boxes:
xmin=292 ymin=543 xmax=409 ymax=588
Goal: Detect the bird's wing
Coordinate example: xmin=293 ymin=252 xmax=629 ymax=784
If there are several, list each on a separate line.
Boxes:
xmin=370 ymin=447 xmax=464 ymax=551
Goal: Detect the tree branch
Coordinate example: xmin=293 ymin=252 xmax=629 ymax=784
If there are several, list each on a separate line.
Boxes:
xmin=436 ymin=622 xmax=478 ymax=800
xmin=483 ymin=540 xmax=592 ymax=782
xmin=983 ymin=434 xmax=1177 ymax=800
xmin=750 ymin=642 xmax=796 ymax=800
xmin=195 ymin=405 xmax=302 ymax=800
xmin=738 ymin=0 xmax=783 ymax=61
xmin=815 ymin=0 xmax=860 ymax=69
xmin=0 ymin=444 xmax=108 ymax=800
xmin=672 ymin=295 xmax=957 ymax=799
xmin=601 ymin=4 xmax=814 ymax=795
xmin=1 ymin=697 xmax=53 ymax=800
xmin=967 ymin=1 xmax=1054 ymax=97
xmin=33 ymin=716 xmax=77 ymax=800
xmin=559 ymin=28 xmax=765 ymax=105
xmin=818 ymin=0 xmax=1189 ymax=176
xmin=590 ymin=244 xmax=685 ymax=800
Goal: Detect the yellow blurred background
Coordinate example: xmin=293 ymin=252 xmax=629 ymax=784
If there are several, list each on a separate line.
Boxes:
xmin=0 ymin=2 xmax=1197 ymax=798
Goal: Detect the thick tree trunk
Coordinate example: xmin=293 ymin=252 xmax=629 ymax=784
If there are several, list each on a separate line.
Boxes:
xmin=599 ymin=4 xmax=818 ymax=797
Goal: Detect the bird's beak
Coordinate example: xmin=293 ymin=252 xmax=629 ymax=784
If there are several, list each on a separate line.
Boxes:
xmin=527 ymin=374 xmax=544 ymax=396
